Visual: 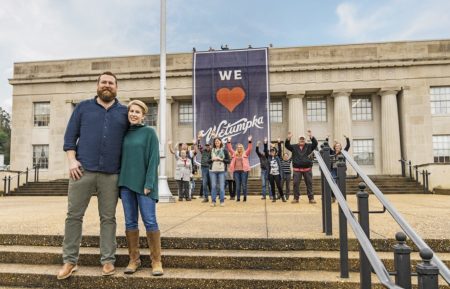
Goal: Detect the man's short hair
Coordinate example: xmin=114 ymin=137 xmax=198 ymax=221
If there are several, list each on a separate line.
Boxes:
xmin=97 ymin=71 xmax=118 ymax=85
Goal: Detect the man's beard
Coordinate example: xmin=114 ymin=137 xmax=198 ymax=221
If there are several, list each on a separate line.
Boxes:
xmin=97 ymin=88 xmax=117 ymax=102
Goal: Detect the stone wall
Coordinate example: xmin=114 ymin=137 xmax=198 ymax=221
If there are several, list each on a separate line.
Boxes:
xmin=8 ymin=39 xmax=450 ymax=183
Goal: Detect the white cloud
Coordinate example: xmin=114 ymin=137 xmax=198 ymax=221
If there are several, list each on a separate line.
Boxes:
xmin=0 ymin=0 xmax=163 ymax=113
xmin=334 ymin=0 xmax=450 ymax=42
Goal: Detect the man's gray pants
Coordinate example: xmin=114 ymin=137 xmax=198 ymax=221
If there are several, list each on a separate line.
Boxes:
xmin=62 ymin=170 xmax=119 ymax=265
xmin=293 ymin=170 xmax=314 ymax=200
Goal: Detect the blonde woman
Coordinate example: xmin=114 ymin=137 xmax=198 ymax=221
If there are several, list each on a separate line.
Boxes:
xmin=118 ymin=100 xmax=163 ymax=276
xmin=226 ymin=135 xmax=252 ymax=202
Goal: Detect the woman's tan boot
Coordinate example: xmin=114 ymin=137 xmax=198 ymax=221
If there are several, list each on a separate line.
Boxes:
xmin=124 ymin=230 xmax=141 ymax=274
xmin=146 ymin=230 xmax=164 ymax=276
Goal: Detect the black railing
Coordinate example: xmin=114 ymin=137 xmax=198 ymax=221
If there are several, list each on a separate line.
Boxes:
xmin=399 ymin=159 xmax=431 ymax=193
xmin=1 ymin=165 xmax=40 ymax=195
xmin=343 ymin=149 xmax=450 ymax=287
xmin=315 ymin=147 xmax=401 ymax=288
xmin=315 ymin=142 xmax=448 ymax=289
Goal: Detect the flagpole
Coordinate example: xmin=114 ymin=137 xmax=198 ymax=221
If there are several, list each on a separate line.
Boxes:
xmin=158 ymin=0 xmax=175 ymax=203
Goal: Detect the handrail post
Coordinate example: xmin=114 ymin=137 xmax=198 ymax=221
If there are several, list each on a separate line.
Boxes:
xmin=322 ymin=141 xmax=332 ymax=236
xmin=425 ymin=170 xmax=430 ymax=193
xmin=17 ymin=172 xmax=20 ymax=191
xmin=25 ymin=167 xmax=29 ymax=185
xmin=7 ymin=176 xmax=11 ymax=195
xmin=415 ymin=166 xmax=419 ymax=183
xmin=320 ymin=167 xmax=326 ymax=233
xmin=400 ymin=160 xmax=406 ymax=177
xmin=337 ymin=155 xmax=349 ymax=278
xmin=320 ymin=144 xmax=325 ymax=233
xmin=356 ymin=182 xmax=371 ymax=289
xmin=36 ymin=164 xmax=40 ymax=182
xmin=422 ymin=170 xmax=426 ymax=193
xmin=393 ymin=232 xmax=412 ymax=289
xmin=408 ymin=161 xmax=412 ymax=179
xmin=2 ymin=176 xmax=6 ymax=196
xmin=417 ymin=248 xmax=439 ymax=289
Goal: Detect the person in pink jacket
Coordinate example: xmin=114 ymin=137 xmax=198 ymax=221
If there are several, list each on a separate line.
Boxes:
xmin=226 ymin=135 xmax=252 ymax=202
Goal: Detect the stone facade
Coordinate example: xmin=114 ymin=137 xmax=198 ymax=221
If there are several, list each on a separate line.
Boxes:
xmin=8 ymin=39 xmax=450 ymax=189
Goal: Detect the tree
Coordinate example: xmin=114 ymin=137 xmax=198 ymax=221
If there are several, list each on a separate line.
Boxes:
xmin=0 ymin=107 xmax=11 ymax=165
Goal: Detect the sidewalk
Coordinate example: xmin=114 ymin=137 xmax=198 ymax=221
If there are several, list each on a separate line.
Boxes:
xmin=0 ymin=194 xmax=448 ymax=240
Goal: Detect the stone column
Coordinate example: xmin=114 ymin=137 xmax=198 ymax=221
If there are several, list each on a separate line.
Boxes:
xmin=287 ymin=91 xmax=305 ymax=138
xmin=380 ymin=88 xmax=402 ymax=175
xmin=332 ymin=90 xmax=352 ymax=143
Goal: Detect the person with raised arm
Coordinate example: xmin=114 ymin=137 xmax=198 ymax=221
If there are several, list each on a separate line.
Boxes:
xmin=267 ymin=141 xmax=286 ymax=202
xmin=209 ymin=134 xmax=230 ymax=206
xmin=226 ymin=135 xmax=253 ymax=202
xmin=196 ymin=131 xmax=212 ymax=202
xmin=255 ymin=137 xmax=271 ymax=200
xmin=285 ymin=129 xmax=318 ymax=204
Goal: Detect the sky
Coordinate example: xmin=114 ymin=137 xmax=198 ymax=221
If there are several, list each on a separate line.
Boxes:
xmin=1 ymin=0 xmax=450 ymax=114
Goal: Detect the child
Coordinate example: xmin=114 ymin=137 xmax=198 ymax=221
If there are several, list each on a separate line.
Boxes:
xmin=277 ymin=138 xmax=292 ymax=200
xmin=225 ymin=167 xmax=236 ymax=200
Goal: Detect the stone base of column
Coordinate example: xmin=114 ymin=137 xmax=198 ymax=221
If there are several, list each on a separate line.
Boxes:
xmin=158 ymin=175 xmax=176 ymax=203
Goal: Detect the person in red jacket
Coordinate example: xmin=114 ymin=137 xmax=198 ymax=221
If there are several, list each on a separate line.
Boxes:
xmin=227 ymin=135 xmax=252 ymax=202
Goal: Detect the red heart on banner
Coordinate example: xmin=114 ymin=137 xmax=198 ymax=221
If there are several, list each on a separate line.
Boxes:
xmin=216 ymin=87 xmax=246 ymax=112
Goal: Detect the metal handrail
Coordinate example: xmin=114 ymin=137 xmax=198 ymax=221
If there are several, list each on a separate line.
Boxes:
xmin=2 ymin=165 xmax=40 ymax=195
xmin=314 ymin=151 xmax=402 ymax=289
xmin=342 ymin=150 xmax=450 ymax=284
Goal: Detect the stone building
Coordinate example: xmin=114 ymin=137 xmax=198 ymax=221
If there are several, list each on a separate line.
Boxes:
xmin=8 ymin=39 xmax=450 ymax=190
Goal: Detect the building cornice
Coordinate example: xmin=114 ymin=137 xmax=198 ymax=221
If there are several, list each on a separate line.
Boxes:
xmin=9 ymin=39 xmax=450 ymax=86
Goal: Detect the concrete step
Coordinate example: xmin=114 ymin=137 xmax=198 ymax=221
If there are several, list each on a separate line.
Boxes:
xmin=0 ymin=245 xmax=449 ymax=273
xmin=1 ymin=263 xmax=446 ymax=289
xmin=1 ymin=234 xmax=449 ymax=253
xmin=0 ymin=287 xmax=43 ymax=289
xmin=10 ymin=175 xmax=425 ymax=196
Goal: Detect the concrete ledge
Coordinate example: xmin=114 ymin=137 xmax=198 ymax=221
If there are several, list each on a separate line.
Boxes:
xmin=0 ymin=246 xmax=449 ymax=273
xmin=0 ymin=234 xmax=449 ymax=253
xmin=0 ymin=263 xmax=449 ymax=289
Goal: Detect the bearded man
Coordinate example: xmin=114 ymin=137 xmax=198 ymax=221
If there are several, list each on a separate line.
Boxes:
xmin=57 ymin=72 xmax=129 ymax=279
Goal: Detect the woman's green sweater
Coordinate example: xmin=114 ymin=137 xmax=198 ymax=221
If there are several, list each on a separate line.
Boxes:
xmin=118 ymin=124 xmax=160 ymax=201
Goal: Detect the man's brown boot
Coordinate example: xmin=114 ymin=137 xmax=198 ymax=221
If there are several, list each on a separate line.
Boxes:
xmin=124 ymin=230 xmax=141 ymax=274
xmin=146 ymin=230 xmax=164 ymax=276
xmin=57 ymin=263 xmax=78 ymax=280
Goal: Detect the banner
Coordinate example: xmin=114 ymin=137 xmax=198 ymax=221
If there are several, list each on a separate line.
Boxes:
xmin=193 ymin=48 xmax=270 ymax=167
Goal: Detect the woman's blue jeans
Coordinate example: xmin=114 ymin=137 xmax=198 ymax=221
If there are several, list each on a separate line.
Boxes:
xmin=120 ymin=186 xmax=159 ymax=232
xmin=234 ymin=171 xmax=248 ymax=199
xmin=209 ymin=171 xmax=225 ymax=203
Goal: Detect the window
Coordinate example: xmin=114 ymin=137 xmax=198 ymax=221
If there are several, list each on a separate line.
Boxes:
xmin=306 ymin=97 xmax=327 ymax=122
xmin=353 ymin=139 xmax=374 ymax=165
xmin=352 ymin=96 xmax=372 ymax=121
xmin=33 ymin=145 xmax=49 ymax=169
xmin=34 ymin=102 xmax=50 ymax=126
xmin=430 ymin=86 xmax=450 ymax=115
xmin=178 ymin=103 xmax=193 ymax=124
xmin=432 ymin=135 xmax=450 ymax=163
xmin=144 ymin=103 xmax=158 ymax=127
xmin=269 ymin=100 xmax=283 ymax=123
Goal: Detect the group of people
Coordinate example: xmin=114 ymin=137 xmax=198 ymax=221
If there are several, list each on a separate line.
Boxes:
xmin=58 ymin=72 xmax=163 ymax=280
xmin=57 ymin=71 xmax=351 ymax=281
xmin=173 ymin=129 xmax=351 ymax=206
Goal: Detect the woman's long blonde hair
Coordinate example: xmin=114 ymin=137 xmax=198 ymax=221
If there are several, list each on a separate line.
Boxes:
xmin=235 ymin=143 xmax=244 ymax=157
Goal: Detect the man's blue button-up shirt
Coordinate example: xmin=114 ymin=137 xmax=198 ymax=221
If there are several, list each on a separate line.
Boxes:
xmin=63 ymin=96 xmax=129 ymax=174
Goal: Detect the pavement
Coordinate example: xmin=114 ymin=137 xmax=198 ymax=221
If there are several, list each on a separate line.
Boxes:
xmin=0 ymin=194 xmax=449 ymax=240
